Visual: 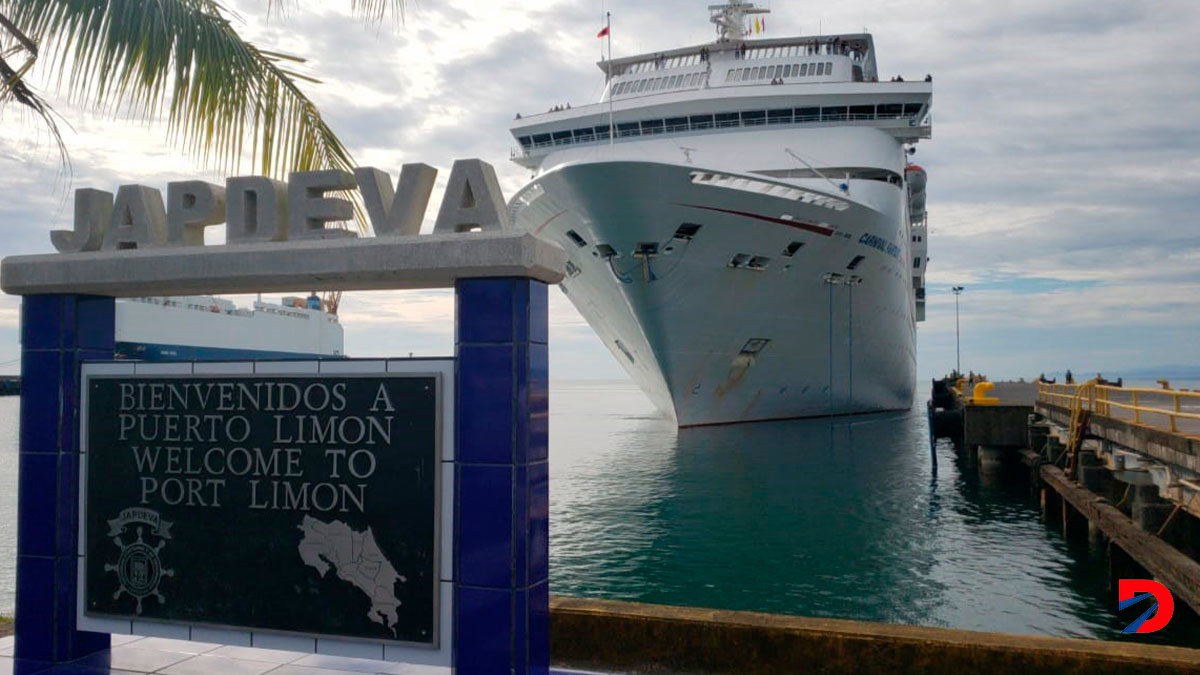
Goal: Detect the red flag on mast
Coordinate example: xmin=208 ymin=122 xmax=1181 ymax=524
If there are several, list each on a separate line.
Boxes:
xmin=597 ymin=26 xmax=610 ymax=38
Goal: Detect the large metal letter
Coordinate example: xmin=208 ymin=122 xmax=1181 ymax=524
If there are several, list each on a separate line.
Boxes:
xmin=354 ymin=164 xmax=438 ymax=236
xmin=51 ymin=188 xmax=111 ymax=253
xmin=433 ymin=159 xmax=510 ymax=234
xmin=167 ymin=181 xmax=226 ymax=246
xmin=226 ymin=176 xmax=288 ymax=243
xmin=288 ymin=170 xmax=357 ymax=240
xmin=102 ymin=185 xmax=168 ymax=250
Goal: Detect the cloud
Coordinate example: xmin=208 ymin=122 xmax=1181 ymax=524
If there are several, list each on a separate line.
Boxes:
xmin=2 ymin=0 xmax=1198 ymax=386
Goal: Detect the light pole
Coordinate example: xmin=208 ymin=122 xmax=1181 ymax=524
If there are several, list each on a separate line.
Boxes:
xmin=952 ymin=286 xmax=964 ymax=375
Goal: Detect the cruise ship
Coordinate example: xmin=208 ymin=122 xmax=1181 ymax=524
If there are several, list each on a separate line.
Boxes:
xmin=507 ymin=1 xmax=931 ymax=426
xmin=115 ymin=295 xmax=344 ymax=361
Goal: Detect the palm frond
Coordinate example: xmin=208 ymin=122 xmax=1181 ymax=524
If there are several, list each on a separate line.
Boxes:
xmin=1 ymin=0 xmax=368 ymax=230
xmin=0 ymin=10 xmax=69 ymax=170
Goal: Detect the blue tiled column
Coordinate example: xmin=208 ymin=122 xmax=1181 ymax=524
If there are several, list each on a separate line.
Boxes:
xmin=454 ymin=278 xmax=549 ymax=675
xmin=15 ymin=295 xmax=114 ymax=667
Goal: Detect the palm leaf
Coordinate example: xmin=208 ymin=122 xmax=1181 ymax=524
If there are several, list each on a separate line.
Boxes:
xmin=0 ymin=0 xmax=388 ymax=232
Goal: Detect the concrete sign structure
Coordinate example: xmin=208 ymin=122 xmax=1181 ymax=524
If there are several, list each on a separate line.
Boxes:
xmin=3 ymin=158 xmax=563 ymax=674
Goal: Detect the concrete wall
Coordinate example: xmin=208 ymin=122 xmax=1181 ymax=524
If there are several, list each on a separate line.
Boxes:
xmin=550 ymin=597 xmax=1200 ymax=674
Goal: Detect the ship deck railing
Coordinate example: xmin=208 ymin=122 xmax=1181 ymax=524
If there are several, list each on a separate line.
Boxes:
xmin=513 ymin=108 xmax=928 ymax=158
xmin=1037 ymin=381 xmax=1200 ymax=438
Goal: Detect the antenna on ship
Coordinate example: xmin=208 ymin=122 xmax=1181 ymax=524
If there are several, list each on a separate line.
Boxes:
xmin=708 ymin=0 xmax=769 ymax=42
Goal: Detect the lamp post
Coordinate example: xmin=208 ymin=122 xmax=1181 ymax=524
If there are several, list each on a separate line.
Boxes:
xmin=952 ymin=286 xmax=964 ymax=375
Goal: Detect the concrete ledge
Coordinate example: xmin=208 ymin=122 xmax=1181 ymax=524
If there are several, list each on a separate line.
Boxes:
xmin=1038 ymin=402 xmax=1200 ymax=474
xmin=550 ymin=596 xmax=1200 ymax=674
xmin=1 ymin=232 xmax=567 ymax=296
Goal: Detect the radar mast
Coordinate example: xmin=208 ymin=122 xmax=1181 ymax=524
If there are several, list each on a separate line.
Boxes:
xmin=708 ymin=0 xmax=770 ymax=42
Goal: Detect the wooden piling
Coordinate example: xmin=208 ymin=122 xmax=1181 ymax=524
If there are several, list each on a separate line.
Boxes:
xmin=1021 ymin=448 xmax=1200 ymax=616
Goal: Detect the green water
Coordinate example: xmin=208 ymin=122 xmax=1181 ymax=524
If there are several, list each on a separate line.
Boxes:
xmin=550 ymin=381 xmax=1199 ymax=646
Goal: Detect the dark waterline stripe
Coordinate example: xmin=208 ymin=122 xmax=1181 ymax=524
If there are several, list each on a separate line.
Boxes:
xmin=677 ymin=204 xmax=835 ymax=237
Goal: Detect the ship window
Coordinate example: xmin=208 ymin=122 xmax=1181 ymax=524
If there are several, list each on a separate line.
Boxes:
xmin=641 ymin=119 xmax=664 ymax=135
xmin=532 ymin=133 xmax=551 ymax=145
xmin=792 ymin=62 xmax=800 ymax=75
xmin=816 ymin=63 xmax=825 ymax=76
xmin=826 ymin=61 xmax=833 ymax=74
xmin=517 ymin=136 xmax=532 ymax=148
xmin=742 ymin=110 xmax=766 ymax=126
xmin=565 ymin=230 xmax=587 ymax=247
xmin=552 ymin=130 xmax=572 ymax=145
xmin=674 ymin=223 xmax=702 ymax=240
xmin=715 ymin=112 xmax=740 ymax=128
xmin=783 ymin=64 xmax=793 ymax=77
xmin=821 ymin=106 xmax=848 ymax=121
xmin=729 ymin=253 xmax=751 ymax=268
xmin=665 ymin=116 xmax=689 ymax=132
xmin=573 ymin=128 xmax=595 ymax=141
xmin=565 ymin=260 xmax=581 ymax=277
xmin=914 ymin=257 xmax=921 ymax=269
xmin=782 ymin=241 xmax=804 ymax=257
xmin=690 ymin=114 xmax=714 ymax=129
xmin=849 ymin=105 xmax=875 ymax=120
xmin=904 ymin=103 xmax=924 ymax=116
xmin=741 ymin=67 xmax=751 ymax=79
xmin=596 ymin=244 xmax=618 ymax=259
xmin=877 ymin=103 xmax=903 ymax=118
xmin=795 ymin=107 xmax=820 ymax=121
xmin=636 ymin=80 xmax=647 ymax=92
xmin=748 ymin=256 xmax=771 ymax=270
xmin=728 ymin=69 xmax=738 ymax=81
xmin=847 ymin=255 xmax=865 ymax=270
xmin=768 ymin=108 xmax=792 ymax=124
xmin=594 ymin=125 xmax=611 ymax=140
xmin=617 ymin=121 xmax=640 ymax=137
xmin=853 ymin=65 xmax=864 ymax=82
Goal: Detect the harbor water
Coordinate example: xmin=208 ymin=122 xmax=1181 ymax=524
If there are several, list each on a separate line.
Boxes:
xmin=1 ymin=382 xmax=1196 ymax=646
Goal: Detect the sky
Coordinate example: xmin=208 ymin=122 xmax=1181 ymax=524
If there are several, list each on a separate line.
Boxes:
xmin=1 ymin=0 xmax=1198 ymax=382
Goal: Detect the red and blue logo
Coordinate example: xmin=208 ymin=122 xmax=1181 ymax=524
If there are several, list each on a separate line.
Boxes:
xmin=1118 ymin=580 xmax=1174 ymax=634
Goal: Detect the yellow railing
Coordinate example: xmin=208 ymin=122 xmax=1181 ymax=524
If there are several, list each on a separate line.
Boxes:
xmin=1037 ymin=381 xmax=1200 ymax=434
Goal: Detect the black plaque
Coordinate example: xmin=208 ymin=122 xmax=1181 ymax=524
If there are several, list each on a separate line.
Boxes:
xmin=83 ymin=373 xmax=439 ymax=645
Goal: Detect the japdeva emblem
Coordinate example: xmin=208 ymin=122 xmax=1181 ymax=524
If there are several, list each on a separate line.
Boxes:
xmin=103 ymin=507 xmax=175 ymax=614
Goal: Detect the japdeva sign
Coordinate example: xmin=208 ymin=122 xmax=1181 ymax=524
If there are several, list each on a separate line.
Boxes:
xmin=51 ymin=159 xmax=508 ymax=252
xmin=82 ymin=372 xmax=441 ymax=646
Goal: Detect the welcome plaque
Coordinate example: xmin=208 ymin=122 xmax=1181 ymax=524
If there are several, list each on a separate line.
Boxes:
xmin=81 ymin=372 xmax=440 ymax=646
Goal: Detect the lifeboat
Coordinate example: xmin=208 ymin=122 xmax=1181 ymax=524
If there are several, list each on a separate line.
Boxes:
xmin=906 ymin=164 xmax=927 ymax=222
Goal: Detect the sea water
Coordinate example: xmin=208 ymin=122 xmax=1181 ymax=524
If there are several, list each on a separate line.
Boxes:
xmin=1 ymin=383 xmax=1196 ymax=646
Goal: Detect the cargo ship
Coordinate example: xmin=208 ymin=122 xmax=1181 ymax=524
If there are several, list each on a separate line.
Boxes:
xmin=115 ymin=294 xmax=344 ymax=361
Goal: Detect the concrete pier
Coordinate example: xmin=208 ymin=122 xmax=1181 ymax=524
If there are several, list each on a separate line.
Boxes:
xmin=549 ymin=597 xmax=1200 ymax=674
xmin=930 ymin=377 xmax=1200 ymax=619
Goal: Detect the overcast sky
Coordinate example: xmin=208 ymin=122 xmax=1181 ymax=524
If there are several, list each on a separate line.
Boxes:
xmin=1 ymin=0 xmax=1198 ymax=382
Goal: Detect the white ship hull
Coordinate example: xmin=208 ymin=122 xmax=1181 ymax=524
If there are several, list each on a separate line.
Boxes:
xmin=510 ymin=127 xmax=917 ymax=426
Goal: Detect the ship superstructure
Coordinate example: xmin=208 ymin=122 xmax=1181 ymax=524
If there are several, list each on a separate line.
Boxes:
xmin=507 ymin=1 xmax=931 ymax=425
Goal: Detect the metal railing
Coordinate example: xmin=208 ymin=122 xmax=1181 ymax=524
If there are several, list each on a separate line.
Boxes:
xmin=1037 ymin=381 xmax=1200 ymax=434
xmin=515 ymin=110 xmax=926 ymax=156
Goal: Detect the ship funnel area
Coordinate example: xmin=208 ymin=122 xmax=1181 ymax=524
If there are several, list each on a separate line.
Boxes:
xmin=708 ymin=0 xmax=769 ymax=42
